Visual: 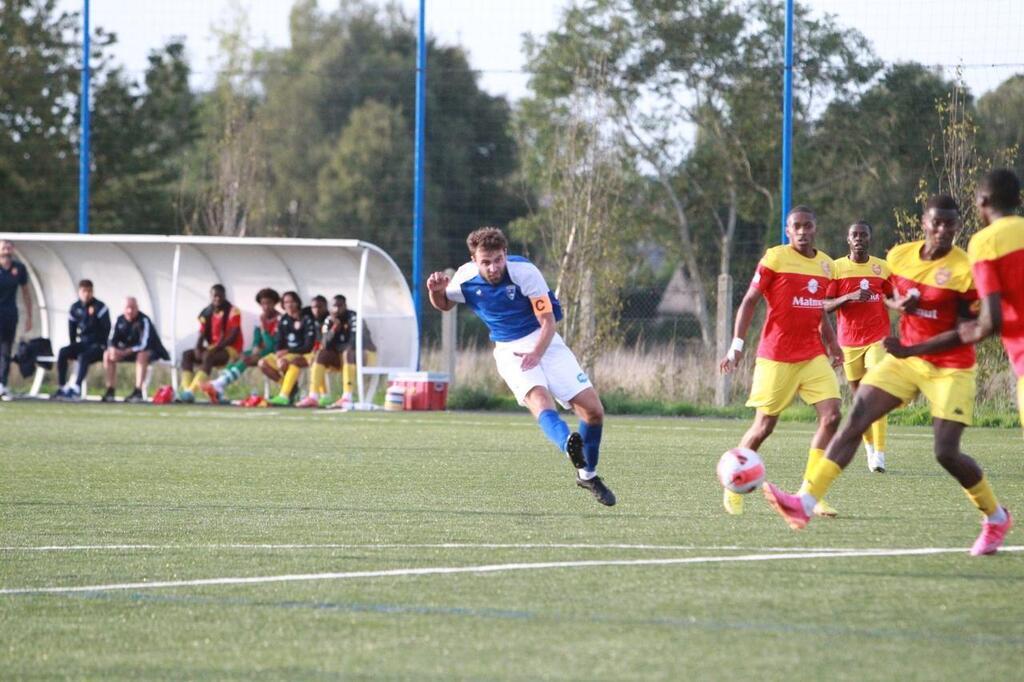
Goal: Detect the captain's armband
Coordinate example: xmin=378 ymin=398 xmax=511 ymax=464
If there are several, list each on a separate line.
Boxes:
xmin=531 ymin=294 xmax=553 ymax=318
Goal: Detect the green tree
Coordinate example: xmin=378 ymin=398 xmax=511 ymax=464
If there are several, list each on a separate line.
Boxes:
xmin=90 ymin=41 xmax=197 ymax=232
xmin=0 ymin=0 xmax=112 ymax=231
xmin=802 ymin=63 xmax=955 ymax=253
xmin=977 ymin=74 xmax=1024 ymax=177
xmin=316 ymin=99 xmax=413 ymax=261
xmin=521 ymin=0 xmax=878 ymax=346
xmin=255 ymin=0 xmax=520 ymax=271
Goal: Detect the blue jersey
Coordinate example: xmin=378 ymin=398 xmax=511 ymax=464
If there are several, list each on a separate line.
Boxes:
xmin=0 ymin=259 xmax=28 ymax=318
xmin=446 ymin=255 xmax=563 ymax=342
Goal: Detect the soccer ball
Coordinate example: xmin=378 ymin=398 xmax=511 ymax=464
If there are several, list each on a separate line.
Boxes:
xmin=717 ymin=447 xmax=765 ymax=494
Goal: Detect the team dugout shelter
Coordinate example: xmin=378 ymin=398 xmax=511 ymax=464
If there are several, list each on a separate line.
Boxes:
xmin=0 ymin=233 xmax=418 ymax=405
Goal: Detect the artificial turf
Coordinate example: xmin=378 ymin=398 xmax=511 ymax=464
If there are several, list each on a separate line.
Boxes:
xmin=2 ymin=402 xmax=1022 ymax=679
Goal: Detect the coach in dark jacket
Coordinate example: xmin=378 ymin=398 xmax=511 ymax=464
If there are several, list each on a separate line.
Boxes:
xmin=54 ymin=279 xmax=110 ymax=400
xmin=101 ymin=297 xmax=168 ymax=403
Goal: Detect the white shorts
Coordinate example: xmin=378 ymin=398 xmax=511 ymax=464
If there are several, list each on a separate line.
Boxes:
xmin=493 ymin=329 xmax=593 ymax=408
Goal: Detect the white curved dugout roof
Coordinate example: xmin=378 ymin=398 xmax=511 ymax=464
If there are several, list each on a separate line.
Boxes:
xmin=0 ymin=233 xmax=418 ymax=399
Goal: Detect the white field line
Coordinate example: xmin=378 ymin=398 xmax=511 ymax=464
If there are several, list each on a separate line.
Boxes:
xmin=3 ymin=546 xmax=1021 ymax=596
xmin=0 ymin=542 xmax=880 ymax=553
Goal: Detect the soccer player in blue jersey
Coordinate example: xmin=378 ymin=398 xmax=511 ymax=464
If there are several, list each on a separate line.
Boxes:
xmin=427 ymin=227 xmax=615 ymax=506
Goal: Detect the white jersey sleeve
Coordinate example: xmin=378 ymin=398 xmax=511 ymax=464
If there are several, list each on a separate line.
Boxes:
xmin=445 ymin=262 xmax=478 ymax=304
xmin=507 ymin=260 xmax=550 ymax=298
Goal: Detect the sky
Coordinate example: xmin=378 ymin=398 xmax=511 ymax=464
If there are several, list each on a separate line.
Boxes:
xmin=57 ymin=0 xmax=1024 ymax=99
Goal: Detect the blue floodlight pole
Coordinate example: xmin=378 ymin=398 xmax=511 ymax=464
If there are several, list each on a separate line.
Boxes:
xmin=78 ymin=0 xmax=91 ymax=235
xmin=780 ymin=0 xmax=794 ymax=244
xmin=411 ymin=0 xmax=426 ymax=340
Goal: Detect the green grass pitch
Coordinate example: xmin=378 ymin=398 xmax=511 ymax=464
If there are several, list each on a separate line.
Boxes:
xmin=2 ymin=402 xmax=1022 ymax=679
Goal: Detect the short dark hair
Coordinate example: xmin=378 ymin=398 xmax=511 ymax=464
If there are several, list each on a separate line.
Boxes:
xmin=211 ymin=283 xmax=226 ymax=296
xmin=980 ymin=169 xmax=1022 ymax=211
xmin=255 ymin=287 xmax=280 ymax=304
xmin=312 ymin=294 xmax=328 ymax=306
xmin=282 ymin=290 xmax=301 ymax=307
xmin=849 ymin=220 xmax=872 ymax=233
xmin=333 ymin=294 xmax=347 ymax=304
xmin=786 ymin=205 xmax=816 ymax=221
xmin=467 ymin=226 xmax=508 ymax=254
xmin=925 ymin=194 xmax=959 ymax=213
xmin=78 ymin=279 xmax=93 ymax=289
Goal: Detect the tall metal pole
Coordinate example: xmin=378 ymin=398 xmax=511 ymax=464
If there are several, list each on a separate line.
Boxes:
xmin=780 ymin=0 xmax=794 ymax=244
xmin=78 ymin=0 xmax=91 ymax=235
xmin=411 ymin=0 xmax=426 ymax=340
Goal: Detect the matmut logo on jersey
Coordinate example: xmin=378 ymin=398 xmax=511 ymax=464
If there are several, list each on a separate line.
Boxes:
xmin=791 ymin=278 xmax=826 ymax=308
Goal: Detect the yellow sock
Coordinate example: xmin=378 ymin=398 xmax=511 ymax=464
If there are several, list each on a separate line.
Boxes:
xmin=180 ymin=370 xmax=194 ymax=392
xmin=342 ymin=362 xmax=356 ymax=395
xmin=188 ymin=370 xmax=208 ymax=393
xmin=280 ymin=364 xmax=301 ymax=398
xmin=871 ymin=418 xmax=887 ymax=452
xmin=802 ymin=457 xmax=843 ymax=501
xmin=803 ymin=448 xmax=825 ymax=483
xmin=862 ymin=431 xmax=874 ymax=449
xmin=311 ymin=363 xmax=327 ymax=397
xmin=965 ymin=476 xmax=1000 ymax=516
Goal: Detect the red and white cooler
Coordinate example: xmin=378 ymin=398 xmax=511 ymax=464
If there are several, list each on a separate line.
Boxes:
xmin=387 ymin=372 xmax=450 ymax=411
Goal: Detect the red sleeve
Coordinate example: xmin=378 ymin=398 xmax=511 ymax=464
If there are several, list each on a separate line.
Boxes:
xmin=881 ymin=278 xmax=894 ymax=297
xmin=751 ymin=263 xmax=775 ymax=294
xmin=826 ymin=279 xmax=838 ymax=298
xmin=198 ymin=315 xmax=208 ymax=335
xmin=228 ymin=308 xmax=242 ymax=331
xmin=971 ymin=260 xmax=1002 ymax=298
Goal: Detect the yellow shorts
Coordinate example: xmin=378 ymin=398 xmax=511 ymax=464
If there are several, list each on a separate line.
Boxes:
xmin=260 ymin=352 xmax=313 ymax=372
xmin=861 ymin=355 xmax=975 ymax=425
xmin=747 ymin=355 xmax=841 ymax=416
xmin=841 ymin=341 xmax=887 ymax=382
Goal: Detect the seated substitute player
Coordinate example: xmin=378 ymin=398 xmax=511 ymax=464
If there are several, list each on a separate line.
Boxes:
xmin=202 ymin=287 xmax=281 ymax=403
xmin=101 ymin=297 xmax=169 ymax=403
xmin=763 ymin=195 xmax=1012 ymax=556
xmin=426 ymin=226 xmax=615 ymax=506
xmin=719 ymin=206 xmax=843 ymax=517
xmin=823 ymin=221 xmax=895 ymax=472
xmin=53 ymin=279 xmax=111 ymax=400
xmin=297 ymin=294 xmax=377 ymax=409
xmin=177 ymin=284 xmax=243 ymax=402
xmin=260 ymin=290 xmax=317 ymax=406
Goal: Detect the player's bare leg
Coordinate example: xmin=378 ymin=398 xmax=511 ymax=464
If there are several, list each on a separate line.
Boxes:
xmin=805 ymin=397 xmax=843 ymax=517
xmin=930 ymin=418 xmax=1012 ymax=555
xmin=763 ymin=387 xmax=897 ymax=529
xmin=723 ymin=411 xmax=779 ymax=515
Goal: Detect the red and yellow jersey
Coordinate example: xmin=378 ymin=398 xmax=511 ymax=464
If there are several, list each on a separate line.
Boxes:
xmin=750 ymin=244 xmax=834 ymax=363
xmin=886 ymin=241 xmax=976 ymax=369
xmin=968 ymin=215 xmax=1024 ymax=377
xmin=199 ymin=304 xmax=244 ymax=353
xmin=826 ymin=255 xmax=893 ymax=347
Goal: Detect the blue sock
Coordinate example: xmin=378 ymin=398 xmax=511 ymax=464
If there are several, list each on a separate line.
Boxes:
xmin=578 ymin=421 xmax=602 ymax=472
xmin=537 ymin=409 xmax=571 ymax=452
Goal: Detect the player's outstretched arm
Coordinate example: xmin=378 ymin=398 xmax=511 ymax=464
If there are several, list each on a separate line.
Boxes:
xmin=823 ymin=289 xmax=868 ymax=313
xmin=426 ymin=272 xmax=456 ymax=312
xmin=719 ymin=286 xmax=762 ymax=374
xmin=958 ymin=293 xmax=1003 ymax=344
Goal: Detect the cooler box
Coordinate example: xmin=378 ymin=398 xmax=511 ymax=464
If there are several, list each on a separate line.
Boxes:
xmin=387 ymin=372 xmax=450 ymax=410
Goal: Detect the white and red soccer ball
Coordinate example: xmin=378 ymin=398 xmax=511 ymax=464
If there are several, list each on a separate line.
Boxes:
xmin=717 ymin=447 xmax=766 ymax=494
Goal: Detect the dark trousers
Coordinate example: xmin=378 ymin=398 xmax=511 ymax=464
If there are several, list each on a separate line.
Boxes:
xmin=0 ymin=314 xmax=15 ymax=385
xmin=58 ymin=342 xmax=105 ymax=387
